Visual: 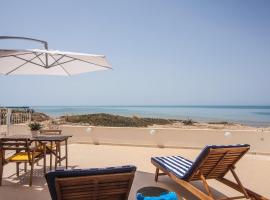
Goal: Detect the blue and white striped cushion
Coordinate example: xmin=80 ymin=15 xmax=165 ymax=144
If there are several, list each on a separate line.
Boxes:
xmin=152 ymin=156 xmax=193 ymax=179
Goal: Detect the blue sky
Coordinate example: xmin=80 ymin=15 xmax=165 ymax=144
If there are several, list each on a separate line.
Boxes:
xmin=0 ymin=0 xmax=270 ymax=106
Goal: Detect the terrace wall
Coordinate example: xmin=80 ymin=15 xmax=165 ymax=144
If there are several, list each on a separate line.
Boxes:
xmin=7 ymin=124 xmax=270 ymax=154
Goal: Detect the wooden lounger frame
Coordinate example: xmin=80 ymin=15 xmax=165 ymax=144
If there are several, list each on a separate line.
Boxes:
xmin=54 ymin=171 xmax=135 ymax=200
xmin=152 ymin=146 xmax=268 ymax=200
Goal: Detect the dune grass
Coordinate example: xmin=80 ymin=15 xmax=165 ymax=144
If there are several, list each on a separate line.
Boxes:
xmin=62 ymin=113 xmax=181 ymax=127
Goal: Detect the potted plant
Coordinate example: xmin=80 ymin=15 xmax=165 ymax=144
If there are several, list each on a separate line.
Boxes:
xmin=28 ymin=122 xmax=42 ymax=136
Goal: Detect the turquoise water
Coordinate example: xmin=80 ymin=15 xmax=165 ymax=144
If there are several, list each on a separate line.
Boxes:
xmin=32 ymin=105 xmax=270 ymax=127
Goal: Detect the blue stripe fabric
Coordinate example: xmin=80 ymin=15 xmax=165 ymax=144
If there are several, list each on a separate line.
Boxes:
xmin=152 ymin=156 xmax=193 ymax=179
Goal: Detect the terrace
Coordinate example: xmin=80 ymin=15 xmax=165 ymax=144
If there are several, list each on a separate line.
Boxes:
xmin=1 ymin=126 xmax=269 ymax=199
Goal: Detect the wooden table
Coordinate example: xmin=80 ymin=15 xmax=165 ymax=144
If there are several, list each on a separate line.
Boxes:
xmin=32 ymin=135 xmax=72 ymax=170
xmin=0 ymin=134 xmax=72 ymax=170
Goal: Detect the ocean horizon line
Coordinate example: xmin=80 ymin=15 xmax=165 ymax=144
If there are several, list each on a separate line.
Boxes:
xmin=2 ymin=105 xmax=270 ymax=108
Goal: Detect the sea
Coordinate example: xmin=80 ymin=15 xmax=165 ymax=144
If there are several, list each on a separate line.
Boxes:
xmin=31 ymin=105 xmax=270 ymax=127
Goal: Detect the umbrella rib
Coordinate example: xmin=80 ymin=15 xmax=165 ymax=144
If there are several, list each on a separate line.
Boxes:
xmin=0 ymin=52 xmax=33 ymax=58
xmin=13 ymin=55 xmax=45 ymax=67
xmin=5 ymin=53 xmax=43 ymax=75
xmin=64 ymin=55 xmax=112 ymax=69
xmin=33 ymin=52 xmax=46 ymax=66
xmin=48 ymin=58 xmax=76 ymax=68
xmin=48 ymin=54 xmax=66 ymax=68
xmin=49 ymin=54 xmax=71 ymax=76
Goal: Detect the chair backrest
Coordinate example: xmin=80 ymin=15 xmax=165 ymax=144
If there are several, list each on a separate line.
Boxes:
xmin=0 ymin=138 xmax=30 ymax=151
xmin=39 ymin=129 xmax=62 ymax=135
xmin=184 ymin=144 xmax=250 ymax=181
xmin=45 ymin=165 xmax=137 ymax=200
xmin=0 ymin=138 xmax=32 ymax=163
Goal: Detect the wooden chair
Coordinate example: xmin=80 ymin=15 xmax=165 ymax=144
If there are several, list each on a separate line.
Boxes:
xmin=39 ymin=129 xmax=62 ymax=169
xmin=151 ymin=144 xmax=268 ymax=200
xmin=0 ymin=138 xmax=46 ymax=186
xmin=45 ymin=165 xmax=136 ymax=200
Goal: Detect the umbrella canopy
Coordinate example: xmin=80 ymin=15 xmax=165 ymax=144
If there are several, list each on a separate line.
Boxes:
xmin=0 ymin=36 xmax=112 ymax=76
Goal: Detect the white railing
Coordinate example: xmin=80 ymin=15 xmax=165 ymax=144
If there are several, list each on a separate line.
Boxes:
xmin=0 ymin=107 xmax=32 ymax=135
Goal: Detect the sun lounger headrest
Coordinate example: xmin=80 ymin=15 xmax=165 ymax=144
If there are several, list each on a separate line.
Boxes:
xmin=46 ymin=165 xmax=136 ymax=200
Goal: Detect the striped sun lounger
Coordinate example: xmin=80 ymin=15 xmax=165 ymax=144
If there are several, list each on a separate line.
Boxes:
xmin=151 ymin=144 xmax=267 ymax=200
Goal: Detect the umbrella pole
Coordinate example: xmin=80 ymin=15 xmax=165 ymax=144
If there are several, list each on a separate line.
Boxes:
xmin=0 ymin=36 xmax=48 ymax=49
xmin=0 ymin=35 xmax=50 ymax=68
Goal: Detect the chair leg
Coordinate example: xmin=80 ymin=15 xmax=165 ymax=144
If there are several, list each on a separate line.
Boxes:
xmin=217 ymin=177 xmax=268 ymax=200
xmin=230 ymin=168 xmax=249 ymax=199
xmin=199 ymin=173 xmax=214 ymax=198
xmin=169 ymin=173 xmax=214 ymax=200
xmin=24 ymin=162 xmax=27 ymax=172
xmin=16 ymin=163 xmax=20 ymax=176
xmin=54 ymin=142 xmax=59 ymax=170
xmin=29 ymin=162 xmax=34 ymax=186
xmin=155 ymin=168 xmax=159 ymax=182
xmin=0 ymin=163 xmax=3 ymax=186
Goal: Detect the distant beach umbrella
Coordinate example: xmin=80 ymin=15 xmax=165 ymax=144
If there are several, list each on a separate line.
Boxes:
xmin=0 ymin=36 xmax=112 ymax=76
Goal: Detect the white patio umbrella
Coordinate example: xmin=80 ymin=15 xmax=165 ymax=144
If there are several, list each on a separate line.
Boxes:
xmin=0 ymin=36 xmax=112 ymax=76
xmin=0 ymin=36 xmax=112 ymax=135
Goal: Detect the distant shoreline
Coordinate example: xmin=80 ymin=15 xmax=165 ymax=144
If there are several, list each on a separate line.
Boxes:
xmin=29 ymin=112 xmax=268 ymax=130
xmin=30 ymin=105 xmax=270 ymax=127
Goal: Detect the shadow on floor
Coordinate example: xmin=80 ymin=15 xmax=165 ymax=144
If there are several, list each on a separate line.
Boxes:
xmin=130 ymin=171 xmax=229 ymax=200
xmin=1 ymin=169 xmax=229 ymax=200
xmin=0 ymin=165 xmax=78 ymax=200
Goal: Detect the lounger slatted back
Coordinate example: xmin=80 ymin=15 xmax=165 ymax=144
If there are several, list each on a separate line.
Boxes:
xmin=187 ymin=145 xmax=249 ymax=181
xmin=45 ymin=165 xmax=136 ymax=200
xmin=151 ymin=144 xmax=268 ymax=200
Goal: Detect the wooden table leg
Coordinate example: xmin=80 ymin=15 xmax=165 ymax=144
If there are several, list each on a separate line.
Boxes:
xmin=43 ymin=143 xmax=46 ymax=175
xmin=54 ymin=142 xmax=59 ymax=170
xmin=0 ymin=150 xmax=4 ymax=186
xmin=50 ymin=141 xmax=52 ymax=170
xmin=65 ymin=139 xmax=68 ymax=169
xmin=59 ymin=142 xmax=61 ymax=166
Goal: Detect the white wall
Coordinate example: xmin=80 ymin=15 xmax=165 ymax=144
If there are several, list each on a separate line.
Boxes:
xmin=8 ymin=124 xmax=270 ymax=154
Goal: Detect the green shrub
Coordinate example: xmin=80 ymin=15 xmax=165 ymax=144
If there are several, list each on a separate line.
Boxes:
xmin=182 ymin=119 xmax=195 ymax=126
xmin=28 ymin=122 xmax=42 ymax=131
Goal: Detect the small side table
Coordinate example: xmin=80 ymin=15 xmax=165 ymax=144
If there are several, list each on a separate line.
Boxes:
xmin=136 ymin=186 xmax=170 ymax=198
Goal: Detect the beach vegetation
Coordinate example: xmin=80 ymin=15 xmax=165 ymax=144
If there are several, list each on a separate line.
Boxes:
xmin=208 ymin=121 xmax=233 ymax=125
xmin=31 ymin=112 xmax=50 ymax=122
xmin=28 ymin=122 xmax=42 ymax=131
xmin=182 ymin=119 xmax=195 ymax=126
xmin=62 ymin=113 xmax=179 ymax=127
